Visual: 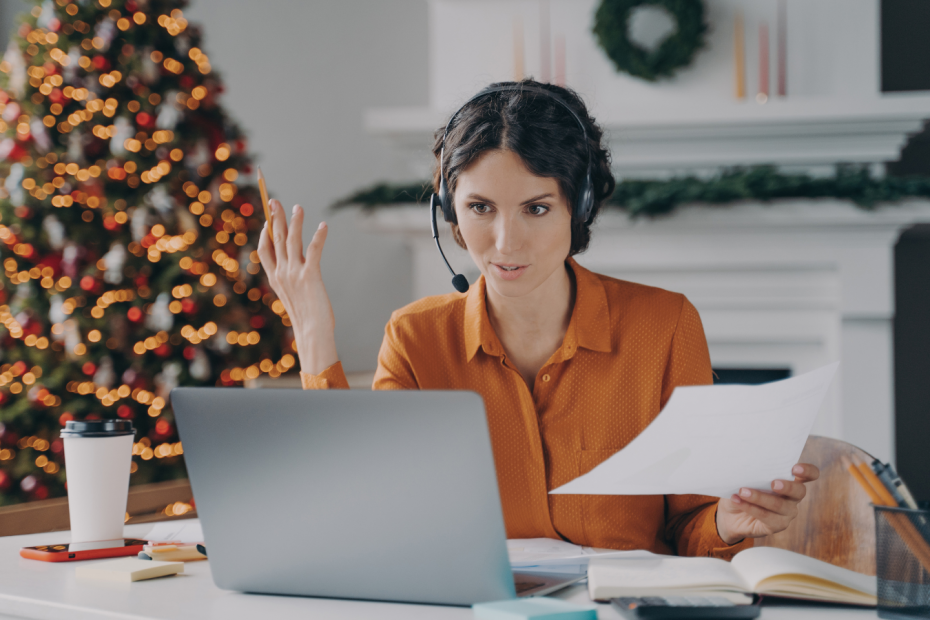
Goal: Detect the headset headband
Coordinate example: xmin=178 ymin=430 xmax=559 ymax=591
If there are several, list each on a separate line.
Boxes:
xmin=436 ymin=84 xmax=595 ymax=226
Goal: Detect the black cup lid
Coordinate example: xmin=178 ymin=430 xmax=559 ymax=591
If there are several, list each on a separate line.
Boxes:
xmin=60 ymin=419 xmax=135 ymax=438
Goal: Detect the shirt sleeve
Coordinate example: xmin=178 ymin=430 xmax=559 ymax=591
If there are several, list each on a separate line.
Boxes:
xmin=661 ymin=297 xmax=754 ymax=560
xmin=299 ymin=361 xmax=350 ymax=390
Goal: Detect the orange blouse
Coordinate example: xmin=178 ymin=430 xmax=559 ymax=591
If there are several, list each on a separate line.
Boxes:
xmin=301 ymin=258 xmax=752 ymax=560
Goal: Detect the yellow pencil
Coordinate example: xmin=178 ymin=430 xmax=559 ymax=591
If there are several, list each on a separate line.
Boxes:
xmin=257 ymin=167 xmax=271 ymax=240
xmin=847 ymin=457 xmax=930 ymax=572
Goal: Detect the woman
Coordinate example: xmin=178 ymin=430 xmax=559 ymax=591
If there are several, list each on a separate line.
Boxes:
xmin=257 ymin=80 xmax=818 ymax=560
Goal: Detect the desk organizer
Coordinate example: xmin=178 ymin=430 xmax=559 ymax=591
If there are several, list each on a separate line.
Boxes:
xmin=876 ymin=505 xmax=930 ymax=619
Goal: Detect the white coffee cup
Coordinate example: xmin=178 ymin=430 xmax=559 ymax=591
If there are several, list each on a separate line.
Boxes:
xmin=61 ymin=420 xmax=135 ymax=543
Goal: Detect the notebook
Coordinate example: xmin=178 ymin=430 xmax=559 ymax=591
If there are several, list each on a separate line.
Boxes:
xmin=587 ymin=547 xmax=876 ymax=606
xmin=75 ymin=558 xmax=183 ymax=582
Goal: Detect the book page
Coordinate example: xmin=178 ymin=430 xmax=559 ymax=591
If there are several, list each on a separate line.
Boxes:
xmin=587 ymin=555 xmax=749 ymax=593
xmin=551 ymin=363 xmax=837 ymax=497
xmin=732 ymin=547 xmax=876 ymax=600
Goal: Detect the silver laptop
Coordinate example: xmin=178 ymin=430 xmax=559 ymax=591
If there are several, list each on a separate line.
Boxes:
xmin=171 ymin=388 xmax=582 ymax=606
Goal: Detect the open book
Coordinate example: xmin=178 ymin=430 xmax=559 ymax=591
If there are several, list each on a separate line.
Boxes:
xmin=588 ymin=547 xmax=876 ymax=606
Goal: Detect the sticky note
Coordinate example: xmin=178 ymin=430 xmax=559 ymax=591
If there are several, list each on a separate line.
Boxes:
xmin=75 ymin=558 xmax=183 ymax=582
xmin=472 ymin=597 xmax=598 ymax=620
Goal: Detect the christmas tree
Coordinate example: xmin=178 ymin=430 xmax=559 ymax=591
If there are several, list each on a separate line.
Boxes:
xmin=0 ymin=0 xmax=296 ymax=506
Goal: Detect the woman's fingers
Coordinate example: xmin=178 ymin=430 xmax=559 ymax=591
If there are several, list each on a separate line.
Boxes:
xmin=286 ymin=204 xmax=305 ymax=265
xmin=791 ymin=463 xmax=820 ymax=482
xmin=270 ymin=199 xmax=288 ymax=265
xmin=256 ymin=222 xmax=276 ymax=272
xmin=733 ymin=487 xmax=792 ymax=517
xmin=771 ymin=478 xmax=807 ymax=501
xmin=306 ymin=221 xmax=328 ymax=268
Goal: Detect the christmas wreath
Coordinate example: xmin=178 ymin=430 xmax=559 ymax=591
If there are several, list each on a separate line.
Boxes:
xmin=592 ymin=0 xmax=707 ymax=82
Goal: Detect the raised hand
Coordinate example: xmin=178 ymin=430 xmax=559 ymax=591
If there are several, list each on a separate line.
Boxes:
xmin=715 ymin=463 xmax=820 ymax=545
xmin=256 ymin=199 xmax=339 ymax=375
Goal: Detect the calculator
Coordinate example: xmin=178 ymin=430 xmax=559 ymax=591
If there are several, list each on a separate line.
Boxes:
xmin=610 ymin=596 xmax=761 ymax=619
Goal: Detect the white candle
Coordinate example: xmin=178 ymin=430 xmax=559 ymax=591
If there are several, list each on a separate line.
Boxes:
xmin=554 ymin=35 xmax=565 ymax=86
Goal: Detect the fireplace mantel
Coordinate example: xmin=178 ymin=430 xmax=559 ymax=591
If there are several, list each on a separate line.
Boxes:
xmin=358 ymin=200 xmax=930 ymax=463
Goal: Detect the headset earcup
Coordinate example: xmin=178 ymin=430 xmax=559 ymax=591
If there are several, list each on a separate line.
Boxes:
xmin=438 ymin=177 xmax=457 ymax=224
xmin=576 ymin=171 xmax=594 ymax=223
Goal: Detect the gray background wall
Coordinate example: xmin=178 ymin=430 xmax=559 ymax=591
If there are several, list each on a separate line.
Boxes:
xmin=0 ymin=0 xmax=428 ymax=373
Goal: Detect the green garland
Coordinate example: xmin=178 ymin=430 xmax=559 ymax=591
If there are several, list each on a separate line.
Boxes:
xmin=592 ymin=0 xmax=707 ymax=82
xmin=332 ymin=167 xmax=930 ymax=218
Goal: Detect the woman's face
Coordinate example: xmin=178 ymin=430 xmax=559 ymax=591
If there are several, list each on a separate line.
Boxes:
xmin=453 ymin=149 xmax=573 ymax=299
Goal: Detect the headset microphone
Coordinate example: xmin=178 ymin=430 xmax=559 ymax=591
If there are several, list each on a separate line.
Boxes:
xmin=430 ymin=193 xmax=469 ymax=293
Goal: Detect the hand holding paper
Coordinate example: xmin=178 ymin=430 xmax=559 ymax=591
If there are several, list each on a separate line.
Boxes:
xmin=550 ymin=363 xmax=838 ymax=498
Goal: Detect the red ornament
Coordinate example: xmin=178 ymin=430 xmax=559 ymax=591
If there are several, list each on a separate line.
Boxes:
xmin=0 ymin=470 xmax=10 ymax=491
xmin=249 ymin=315 xmax=265 ymax=329
xmin=49 ymin=88 xmax=63 ymax=104
xmin=155 ymin=419 xmax=171 ymax=435
xmin=134 ymin=275 xmax=148 ymax=288
xmin=79 ymin=276 xmax=96 ymax=291
xmin=51 ymin=440 xmax=63 ymax=454
xmin=136 ymin=112 xmax=152 ymax=127
xmin=240 ymin=203 xmax=254 ymax=217
xmin=117 ymin=405 xmax=133 ymax=419
xmin=12 ymin=361 xmax=26 ymax=376
xmin=154 ymin=343 xmax=171 ymax=357
xmin=183 ymin=346 xmax=196 ymax=360
xmin=18 ymin=243 xmax=34 ymax=259
xmin=127 ymin=307 xmax=143 ymax=322
xmin=103 ymin=216 xmax=118 ymax=230
xmin=34 ymin=485 xmax=49 ymax=500
xmin=180 ymin=298 xmax=196 ymax=314
xmin=59 ymin=412 xmax=74 ymax=426
xmin=126 ymin=0 xmax=138 ymax=10
xmin=92 ymin=55 xmax=110 ymax=71
xmin=5 ymin=141 xmax=26 ymax=161
xmin=82 ymin=362 xmax=96 ymax=376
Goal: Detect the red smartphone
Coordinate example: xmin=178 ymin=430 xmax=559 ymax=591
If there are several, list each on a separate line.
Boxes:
xmin=20 ymin=538 xmax=148 ymax=562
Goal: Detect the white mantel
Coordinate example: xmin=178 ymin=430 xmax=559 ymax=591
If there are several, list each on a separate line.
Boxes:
xmin=359 ymin=200 xmax=930 ymax=464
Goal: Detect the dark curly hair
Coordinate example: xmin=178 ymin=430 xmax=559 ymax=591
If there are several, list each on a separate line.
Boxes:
xmin=432 ymin=79 xmax=615 ymax=256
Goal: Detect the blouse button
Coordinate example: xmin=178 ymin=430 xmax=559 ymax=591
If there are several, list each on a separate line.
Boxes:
xmin=542 ymin=374 xmax=550 ymax=382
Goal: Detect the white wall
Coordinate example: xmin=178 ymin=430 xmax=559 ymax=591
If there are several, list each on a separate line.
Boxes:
xmin=171 ymin=1 xmax=432 ymax=372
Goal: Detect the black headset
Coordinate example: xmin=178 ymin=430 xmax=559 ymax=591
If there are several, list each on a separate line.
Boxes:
xmin=430 ymin=84 xmax=596 ymax=294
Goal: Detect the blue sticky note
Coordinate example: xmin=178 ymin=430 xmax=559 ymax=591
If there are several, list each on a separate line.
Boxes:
xmin=472 ymin=597 xmax=598 ymax=620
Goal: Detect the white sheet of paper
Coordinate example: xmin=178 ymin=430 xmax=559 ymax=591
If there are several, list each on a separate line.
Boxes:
xmin=143 ymin=519 xmax=203 ymax=544
xmin=507 ymin=538 xmax=656 ymax=569
xmin=550 ymin=363 xmax=838 ymax=498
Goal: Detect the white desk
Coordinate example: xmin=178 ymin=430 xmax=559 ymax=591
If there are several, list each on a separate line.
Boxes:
xmin=0 ymin=520 xmax=878 ymax=620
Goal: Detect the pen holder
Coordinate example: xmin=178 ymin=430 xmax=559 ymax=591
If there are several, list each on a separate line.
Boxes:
xmin=875 ymin=505 xmax=930 ymax=619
